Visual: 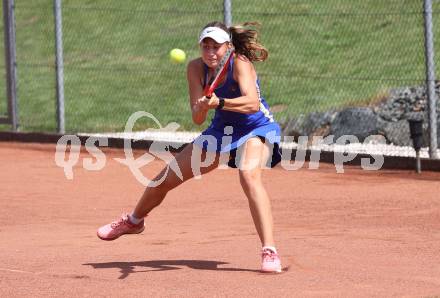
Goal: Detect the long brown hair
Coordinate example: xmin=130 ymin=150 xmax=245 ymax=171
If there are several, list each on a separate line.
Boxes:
xmin=202 ymin=21 xmax=268 ymax=62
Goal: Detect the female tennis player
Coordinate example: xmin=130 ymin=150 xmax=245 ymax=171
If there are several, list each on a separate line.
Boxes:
xmin=97 ymin=21 xmax=283 ymax=273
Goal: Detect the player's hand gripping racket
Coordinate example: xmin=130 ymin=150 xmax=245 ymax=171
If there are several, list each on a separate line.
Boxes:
xmin=203 ymin=48 xmax=234 ymax=98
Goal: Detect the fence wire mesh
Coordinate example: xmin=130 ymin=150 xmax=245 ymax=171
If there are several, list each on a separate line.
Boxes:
xmin=1 ymin=0 xmax=440 ymax=156
xmin=0 ymin=2 xmax=5 ymax=119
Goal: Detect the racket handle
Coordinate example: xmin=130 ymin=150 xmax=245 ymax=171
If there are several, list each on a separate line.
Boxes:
xmin=203 ymin=86 xmax=213 ymax=99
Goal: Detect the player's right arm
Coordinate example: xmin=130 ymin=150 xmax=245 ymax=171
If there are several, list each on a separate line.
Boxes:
xmin=187 ymin=59 xmax=209 ymax=125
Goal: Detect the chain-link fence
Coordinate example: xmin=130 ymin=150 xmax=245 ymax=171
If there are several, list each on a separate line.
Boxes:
xmin=1 ymin=0 xmax=439 ymax=156
xmin=0 ymin=8 xmax=5 ymax=122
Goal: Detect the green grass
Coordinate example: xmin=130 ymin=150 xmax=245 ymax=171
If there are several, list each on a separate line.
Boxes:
xmin=0 ymin=0 xmax=438 ymax=133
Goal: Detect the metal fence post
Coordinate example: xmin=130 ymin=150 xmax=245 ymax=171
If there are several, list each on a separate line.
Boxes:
xmin=224 ymin=0 xmax=232 ymax=27
xmin=2 ymin=0 xmax=18 ymax=131
xmin=54 ymin=0 xmax=65 ymax=134
xmin=423 ymin=0 xmax=438 ymax=158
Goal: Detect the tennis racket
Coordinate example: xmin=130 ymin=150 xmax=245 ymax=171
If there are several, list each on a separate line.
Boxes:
xmin=203 ymin=48 xmax=234 ymax=98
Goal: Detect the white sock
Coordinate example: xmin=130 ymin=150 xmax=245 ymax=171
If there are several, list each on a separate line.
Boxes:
xmin=128 ymin=214 xmax=143 ymax=224
xmin=262 ymin=246 xmax=277 ymax=254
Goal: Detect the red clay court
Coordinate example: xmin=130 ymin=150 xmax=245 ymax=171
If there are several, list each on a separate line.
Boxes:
xmin=0 ymin=142 xmax=439 ymax=297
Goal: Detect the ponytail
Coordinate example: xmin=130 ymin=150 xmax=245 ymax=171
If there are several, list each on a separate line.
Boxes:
xmin=229 ymin=22 xmax=268 ymax=62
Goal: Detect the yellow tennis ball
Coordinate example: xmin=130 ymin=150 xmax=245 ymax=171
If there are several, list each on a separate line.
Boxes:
xmin=170 ymin=48 xmax=186 ymax=64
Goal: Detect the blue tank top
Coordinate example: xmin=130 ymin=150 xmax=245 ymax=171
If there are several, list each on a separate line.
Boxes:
xmin=203 ymin=57 xmax=275 ymax=131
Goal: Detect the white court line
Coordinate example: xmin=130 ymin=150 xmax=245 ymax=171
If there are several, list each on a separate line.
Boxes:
xmin=0 ymin=267 xmax=40 ymax=274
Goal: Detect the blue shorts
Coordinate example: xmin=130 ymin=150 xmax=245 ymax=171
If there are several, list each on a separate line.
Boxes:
xmin=193 ymin=122 xmax=282 ymax=168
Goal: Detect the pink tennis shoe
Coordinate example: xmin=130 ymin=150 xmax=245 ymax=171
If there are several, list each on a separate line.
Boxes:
xmin=98 ymin=215 xmax=281 ymax=273
xmin=97 ymin=214 xmax=145 ymax=241
xmin=261 ymin=247 xmax=282 ymax=273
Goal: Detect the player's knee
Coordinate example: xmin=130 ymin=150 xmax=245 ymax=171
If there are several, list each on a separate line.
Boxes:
xmin=239 ymin=169 xmax=261 ymax=188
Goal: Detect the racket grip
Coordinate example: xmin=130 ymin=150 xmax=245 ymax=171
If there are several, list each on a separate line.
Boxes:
xmin=203 ymin=86 xmax=213 ymax=99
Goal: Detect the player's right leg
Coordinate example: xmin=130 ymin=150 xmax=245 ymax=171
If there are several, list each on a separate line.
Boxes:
xmin=97 ymin=143 xmax=220 ymax=241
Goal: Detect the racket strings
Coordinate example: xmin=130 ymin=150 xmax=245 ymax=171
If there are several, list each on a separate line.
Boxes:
xmin=204 ymin=48 xmax=234 ymax=97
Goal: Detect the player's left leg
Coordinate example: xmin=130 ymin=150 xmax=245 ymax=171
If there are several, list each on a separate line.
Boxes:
xmin=238 ymin=137 xmax=281 ymax=272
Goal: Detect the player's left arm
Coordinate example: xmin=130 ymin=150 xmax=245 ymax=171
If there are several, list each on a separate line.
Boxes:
xmin=201 ymin=55 xmax=260 ymax=114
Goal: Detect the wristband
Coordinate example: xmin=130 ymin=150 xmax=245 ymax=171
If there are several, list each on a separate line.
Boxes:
xmin=217 ymin=97 xmax=225 ymax=110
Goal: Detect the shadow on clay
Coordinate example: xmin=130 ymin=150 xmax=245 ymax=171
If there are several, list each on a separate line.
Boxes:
xmin=83 ymin=260 xmax=269 ymax=279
